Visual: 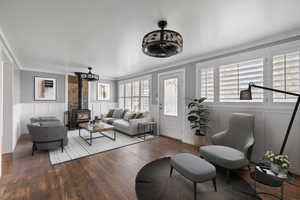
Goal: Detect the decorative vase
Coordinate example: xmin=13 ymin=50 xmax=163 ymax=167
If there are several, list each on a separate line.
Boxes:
xmin=278 ymin=170 xmax=288 ymax=178
xmin=270 ymin=163 xmax=280 ymax=174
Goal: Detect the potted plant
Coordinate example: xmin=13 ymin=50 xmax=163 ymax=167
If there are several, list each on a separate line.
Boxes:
xmin=264 ymin=151 xmax=290 ymax=178
xmin=187 ymin=97 xmax=209 ymax=146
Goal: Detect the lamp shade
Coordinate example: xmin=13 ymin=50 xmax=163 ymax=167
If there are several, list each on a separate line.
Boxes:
xmin=240 ymin=87 xmax=252 ymax=100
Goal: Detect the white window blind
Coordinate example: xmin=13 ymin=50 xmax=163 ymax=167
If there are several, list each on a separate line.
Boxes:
xmin=118 ymin=78 xmax=151 ymax=111
xmin=219 ymin=58 xmax=264 ymax=102
xmin=118 ymin=84 xmax=125 ymax=109
xmin=200 ymin=68 xmax=214 ymax=102
xmin=273 ymin=52 xmax=300 ymax=102
xmin=141 ymin=79 xmax=150 ymax=111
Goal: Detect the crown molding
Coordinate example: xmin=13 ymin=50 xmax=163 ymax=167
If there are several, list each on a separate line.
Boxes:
xmin=0 ymin=27 xmax=23 ymax=69
xmin=116 ymin=29 xmax=300 ymax=80
xmin=21 ymin=67 xmax=118 ymax=80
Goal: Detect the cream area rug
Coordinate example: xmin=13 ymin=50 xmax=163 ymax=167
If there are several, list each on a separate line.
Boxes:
xmin=49 ymin=129 xmax=152 ymax=165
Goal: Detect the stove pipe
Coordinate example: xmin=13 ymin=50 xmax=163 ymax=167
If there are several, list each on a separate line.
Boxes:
xmin=75 ymin=72 xmax=83 ymax=110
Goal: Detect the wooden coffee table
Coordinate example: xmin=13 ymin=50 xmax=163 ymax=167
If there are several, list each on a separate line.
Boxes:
xmin=78 ymin=122 xmax=116 ymax=146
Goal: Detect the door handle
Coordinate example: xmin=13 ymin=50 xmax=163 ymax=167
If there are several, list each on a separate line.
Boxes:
xmin=159 ymin=104 xmax=163 ymax=110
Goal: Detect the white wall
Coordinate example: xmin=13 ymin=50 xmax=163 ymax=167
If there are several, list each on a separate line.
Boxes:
xmin=2 ymin=62 xmax=13 ymax=153
xmin=2 ymin=61 xmax=21 ymax=153
xmin=0 ymin=48 xmax=4 ymax=177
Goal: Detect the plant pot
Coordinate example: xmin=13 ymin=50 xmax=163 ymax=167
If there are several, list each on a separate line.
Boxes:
xmin=194 ymin=135 xmax=206 ymax=147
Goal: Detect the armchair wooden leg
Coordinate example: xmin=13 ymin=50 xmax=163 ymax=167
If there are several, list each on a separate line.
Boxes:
xmin=194 ymin=182 xmax=197 ymax=200
xmin=170 ymin=166 xmax=174 ymax=177
xmin=226 ymin=169 xmax=230 ymax=183
xmin=32 ymin=142 xmax=36 ymax=156
xmin=61 ymin=139 xmax=64 ymax=152
xmin=212 ymin=178 xmax=217 ymax=192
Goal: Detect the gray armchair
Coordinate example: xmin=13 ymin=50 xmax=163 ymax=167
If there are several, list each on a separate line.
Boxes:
xmin=199 ymin=113 xmax=255 ymax=176
xmin=27 ymin=122 xmax=68 ymax=155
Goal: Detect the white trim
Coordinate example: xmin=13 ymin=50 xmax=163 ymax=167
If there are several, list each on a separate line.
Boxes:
xmin=0 ymin=27 xmax=22 ymax=69
xmin=157 ymin=68 xmax=186 ymax=139
xmin=21 ymin=67 xmax=118 ymax=80
xmin=64 ymin=74 xmax=69 ymax=111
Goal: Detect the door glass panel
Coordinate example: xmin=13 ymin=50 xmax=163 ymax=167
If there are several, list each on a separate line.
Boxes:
xmin=164 ymin=78 xmax=178 ymax=116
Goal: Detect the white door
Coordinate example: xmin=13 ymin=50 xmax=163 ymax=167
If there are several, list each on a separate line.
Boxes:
xmin=158 ymin=70 xmax=185 ymax=140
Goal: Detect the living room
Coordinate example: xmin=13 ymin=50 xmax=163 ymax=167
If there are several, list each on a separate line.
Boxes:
xmin=1 ymin=1 xmax=300 ymax=200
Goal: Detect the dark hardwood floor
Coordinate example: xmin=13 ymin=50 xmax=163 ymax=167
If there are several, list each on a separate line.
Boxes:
xmin=1 ymin=134 xmax=300 ymax=200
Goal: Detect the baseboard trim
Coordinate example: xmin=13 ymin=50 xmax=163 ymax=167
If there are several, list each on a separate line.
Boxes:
xmin=160 ymin=135 xmax=182 ymax=142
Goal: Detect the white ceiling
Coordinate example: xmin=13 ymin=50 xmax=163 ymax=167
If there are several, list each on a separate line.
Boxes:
xmin=1 ymin=0 xmax=300 ymax=79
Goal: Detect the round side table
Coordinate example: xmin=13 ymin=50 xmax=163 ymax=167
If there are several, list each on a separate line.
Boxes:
xmin=250 ymin=164 xmax=292 ymax=200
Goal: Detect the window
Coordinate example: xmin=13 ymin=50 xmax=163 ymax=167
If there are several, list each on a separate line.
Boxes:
xmin=200 ymin=68 xmax=214 ymax=102
xmin=140 ymin=79 xmax=150 ymax=112
xmin=125 ymin=82 xmax=132 ymax=110
xmin=273 ymin=52 xmax=300 ymax=102
xmin=164 ymin=78 xmax=178 ymax=116
xmin=219 ymin=58 xmax=264 ymax=102
xmin=119 ymin=84 xmax=124 ymax=108
xmin=118 ymin=78 xmax=151 ymax=111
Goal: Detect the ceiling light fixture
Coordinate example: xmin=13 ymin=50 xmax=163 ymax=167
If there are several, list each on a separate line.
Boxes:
xmin=79 ymin=67 xmax=99 ymax=81
xmin=142 ymin=20 xmax=183 ymax=58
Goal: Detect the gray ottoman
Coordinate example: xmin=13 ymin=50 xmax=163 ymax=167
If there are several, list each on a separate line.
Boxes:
xmin=170 ymin=153 xmax=217 ymax=200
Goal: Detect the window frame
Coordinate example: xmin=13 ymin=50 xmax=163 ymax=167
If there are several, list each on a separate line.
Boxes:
xmin=118 ymin=75 xmax=152 ymax=112
xmin=196 ymin=49 xmax=267 ymax=105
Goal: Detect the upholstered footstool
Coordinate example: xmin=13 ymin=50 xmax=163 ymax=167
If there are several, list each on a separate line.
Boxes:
xmin=170 ymin=153 xmax=217 ymax=200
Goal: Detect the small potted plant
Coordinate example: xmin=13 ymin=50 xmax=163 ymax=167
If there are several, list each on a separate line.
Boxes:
xmin=187 ymin=97 xmax=209 ymax=146
xmin=264 ymin=151 xmax=290 ymax=178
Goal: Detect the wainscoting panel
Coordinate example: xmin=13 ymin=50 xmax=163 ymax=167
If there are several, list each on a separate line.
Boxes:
xmin=20 ymin=102 xmax=65 ymax=134
xmin=90 ymin=102 xmax=118 ymax=119
xmin=150 ymin=104 xmax=159 ymax=135
xmin=12 ymin=104 xmax=22 ymax=150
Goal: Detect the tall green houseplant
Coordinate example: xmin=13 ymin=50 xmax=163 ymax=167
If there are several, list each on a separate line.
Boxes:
xmin=187 ymin=97 xmax=209 ymax=136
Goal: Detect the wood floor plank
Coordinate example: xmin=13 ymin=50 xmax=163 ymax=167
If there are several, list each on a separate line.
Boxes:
xmin=1 ymin=134 xmax=299 ymax=200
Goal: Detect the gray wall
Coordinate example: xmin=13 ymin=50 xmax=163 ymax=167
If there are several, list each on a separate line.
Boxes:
xmin=90 ymin=79 xmax=118 ymax=103
xmin=20 ymin=70 xmax=65 ymax=103
xmin=118 ymin=63 xmax=197 ymax=105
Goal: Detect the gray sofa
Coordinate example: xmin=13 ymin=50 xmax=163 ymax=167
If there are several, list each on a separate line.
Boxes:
xmin=199 ymin=113 xmax=255 ymax=177
xmin=102 ymin=109 xmax=153 ymax=136
xmin=28 ymin=116 xmax=68 ymax=155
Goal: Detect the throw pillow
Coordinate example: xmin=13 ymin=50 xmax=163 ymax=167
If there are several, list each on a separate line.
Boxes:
xmin=135 ymin=112 xmax=144 ymax=119
xmin=31 ymin=122 xmax=40 ymax=126
xmin=106 ymin=109 xmax=114 ymax=117
xmin=112 ymin=109 xmax=124 ymax=119
xmin=123 ymin=112 xmax=136 ymax=121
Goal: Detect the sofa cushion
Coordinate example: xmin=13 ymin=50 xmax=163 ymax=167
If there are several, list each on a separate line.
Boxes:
xmin=106 ymin=109 xmax=114 ymax=117
xmin=135 ymin=112 xmax=144 ymax=119
xmin=112 ymin=109 xmax=124 ymax=119
xmin=123 ymin=112 xmax=136 ymax=121
xmin=170 ymin=153 xmax=216 ymax=182
xmin=113 ymin=119 xmax=130 ymax=131
xmin=40 ymin=121 xmax=63 ymax=127
xmin=102 ymin=117 xmax=116 ymax=125
xmin=199 ymin=145 xmax=249 ymax=169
